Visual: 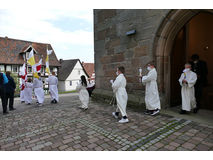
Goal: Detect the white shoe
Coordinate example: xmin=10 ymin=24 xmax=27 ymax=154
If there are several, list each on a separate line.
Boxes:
xmin=119 ymin=118 xmax=129 ymax=123
xmin=112 ymin=112 xmax=118 ymax=119
xmin=150 ymin=109 xmax=160 ymax=116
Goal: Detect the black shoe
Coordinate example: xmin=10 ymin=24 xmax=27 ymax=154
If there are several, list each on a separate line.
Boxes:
xmin=193 ymin=108 xmax=199 ymax=113
xmin=9 ymin=108 xmax=16 ymax=111
xmin=51 ymin=100 xmax=54 ymax=104
xmin=21 ymin=101 xmax=25 ymax=103
xmin=53 ymin=99 xmax=57 ymax=104
xmin=3 ymin=112 xmax=9 ymax=115
xmin=179 ymin=110 xmax=187 ymax=114
xmin=144 ymin=110 xmax=152 ymax=115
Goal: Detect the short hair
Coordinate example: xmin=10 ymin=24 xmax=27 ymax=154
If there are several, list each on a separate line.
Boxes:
xmin=185 ymin=63 xmax=191 ymax=67
xmin=38 ymin=72 xmax=41 ymax=76
xmin=6 ymin=71 xmax=11 ymax=76
xmin=146 ymin=61 xmax=156 ymax=67
xmin=118 ymin=66 xmax=125 ymax=74
xmin=191 ymin=54 xmax=199 ymax=60
xmin=28 ymin=78 xmax=32 ymax=82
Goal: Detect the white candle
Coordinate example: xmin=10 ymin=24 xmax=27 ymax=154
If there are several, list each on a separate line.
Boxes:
xmin=139 ymin=67 xmax=142 ymax=82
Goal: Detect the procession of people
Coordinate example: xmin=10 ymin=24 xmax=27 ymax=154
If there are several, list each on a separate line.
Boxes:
xmin=0 ymin=53 xmax=208 ymax=125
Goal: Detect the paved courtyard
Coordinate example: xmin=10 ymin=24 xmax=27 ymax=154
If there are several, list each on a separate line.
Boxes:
xmin=0 ymin=93 xmax=213 ymax=151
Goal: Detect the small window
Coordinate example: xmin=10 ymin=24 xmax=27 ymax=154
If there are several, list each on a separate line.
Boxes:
xmin=26 ymin=52 xmax=30 ymax=59
xmin=78 ymin=70 xmax=81 ymax=75
xmin=28 ymin=66 xmax=32 ymax=73
xmin=70 ymin=81 xmax=72 ymax=86
xmin=50 ymin=67 xmax=53 ymax=72
xmin=12 ymin=65 xmax=18 ymax=73
xmin=0 ymin=65 xmax=4 ymax=72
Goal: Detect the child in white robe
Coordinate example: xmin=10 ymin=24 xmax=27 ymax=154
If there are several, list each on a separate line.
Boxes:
xmin=24 ymin=78 xmax=33 ymax=105
xmin=33 ymin=73 xmax=45 ymax=106
xmin=141 ymin=61 xmax=161 ymax=116
xmin=111 ymin=66 xmax=129 ymax=123
xmin=76 ymin=75 xmax=89 ymax=110
xmin=179 ymin=63 xmax=197 ymax=114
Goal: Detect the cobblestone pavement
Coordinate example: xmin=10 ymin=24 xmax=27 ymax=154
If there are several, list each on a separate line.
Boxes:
xmin=0 ymin=93 xmax=213 ymax=151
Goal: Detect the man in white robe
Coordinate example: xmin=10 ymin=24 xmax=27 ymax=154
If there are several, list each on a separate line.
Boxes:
xmin=141 ymin=62 xmax=161 ymax=116
xmin=33 ymin=73 xmax=44 ymax=106
xmin=24 ymin=78 xmax=33 ymax=105
xmin=111 ymin=66 xmax=129 ymax=123
xmin=46 ymin=72 xmax=59 ymax=103
xmin=179 ymin=63 xmax=197 ymax=114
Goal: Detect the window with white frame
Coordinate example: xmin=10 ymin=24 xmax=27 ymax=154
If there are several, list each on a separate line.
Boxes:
xmin=70 ymin=81 xmax=72 ymax=86
xmin=53 ymin=67 xmax=57 ymax=72
xmin=6 ymin=65 xmax=12 ymax=71
xmin=78 ymin=70 xmax=81 ymax=75
xmin=0 ymin=65 xmax=4 ymax=72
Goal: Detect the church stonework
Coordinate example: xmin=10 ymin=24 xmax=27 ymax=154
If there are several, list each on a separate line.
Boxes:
xmin=93 ymin=9 xmax=213 ymax=109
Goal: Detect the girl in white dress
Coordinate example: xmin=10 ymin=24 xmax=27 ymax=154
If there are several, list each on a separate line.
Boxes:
xmin=76 ymin=75 xmax=89 ymax=110
xmin=24 ymin=78 xmax=33 ymax=105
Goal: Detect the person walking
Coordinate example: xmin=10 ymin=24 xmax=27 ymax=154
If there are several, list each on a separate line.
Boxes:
xmin=0 ymin=69 xmax=9 ymax=115
xmin=5 ymin=71 xmax=16 ymax=111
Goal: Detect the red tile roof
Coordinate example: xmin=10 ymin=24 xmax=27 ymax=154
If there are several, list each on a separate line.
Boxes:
xmin=0 ymin=36 xmax=60 ymax=66
xmin=82 ymin=63 xmax=94 ymax=78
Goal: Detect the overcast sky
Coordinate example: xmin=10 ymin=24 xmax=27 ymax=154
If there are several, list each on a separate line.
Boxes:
xmin=0 ymin=0 xmax=209 ymax=64
xmin=0 ymin=9 xmax=94 ymax=63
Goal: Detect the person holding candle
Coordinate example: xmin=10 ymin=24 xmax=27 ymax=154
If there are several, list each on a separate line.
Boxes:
xmin=140 ymin=61 xmax=161 ymax=116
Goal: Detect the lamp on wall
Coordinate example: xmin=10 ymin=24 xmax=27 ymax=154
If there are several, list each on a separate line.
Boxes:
xmin=204 ymin=46 xmax=209 ymax=51
xmin=126 ymin=30 xmax=136 ymax=36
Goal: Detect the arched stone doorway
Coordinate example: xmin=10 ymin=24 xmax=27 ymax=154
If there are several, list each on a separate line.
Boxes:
xmin=153 ymin=9 xmax=213 ymax=108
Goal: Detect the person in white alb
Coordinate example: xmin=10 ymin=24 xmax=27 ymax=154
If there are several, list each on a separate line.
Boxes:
xmin=46 ymin=72 xmax=59 ymax=104
xmin=179 ymin=63 xmax=197 ymax=114
xmin=24 ymin=78 xmax=33 ymax=105
xmin=111 ymin=66 xmax=129 ymax=123
xmin=33 ymin=73 xmax=45 ymax=106
xmin=141 ymin=61 xmax=161 ymax=116
xmin=76 ymin=75 xmax=89 ymax=110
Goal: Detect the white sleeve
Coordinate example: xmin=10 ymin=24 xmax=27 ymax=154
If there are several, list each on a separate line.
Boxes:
xmin=112 ymin=76 xmax=121 ymax=92
xmin=142 ymin=71 xmax=156 ymax=83
xmin=178 ymin=73 xmax=184 ymax=86
xmin=188 ymin=73 xmax=197 ymax=88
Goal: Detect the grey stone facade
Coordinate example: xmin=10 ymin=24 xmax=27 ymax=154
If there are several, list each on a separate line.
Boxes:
xmin=93 ymin=9 xmax=170 ymax=108
xmin=93 ymin=9 xmax=213 ymax=109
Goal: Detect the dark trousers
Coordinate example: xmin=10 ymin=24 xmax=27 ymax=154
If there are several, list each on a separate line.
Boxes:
xmin=194 ymin=82 xmax=203 ymax=109
xmin=0 ymin=86 xmax=7 ymax=113
xmin=5 ymin=92 xmax=14 ymax=110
